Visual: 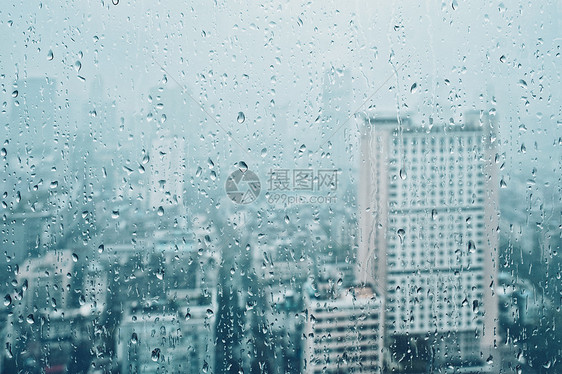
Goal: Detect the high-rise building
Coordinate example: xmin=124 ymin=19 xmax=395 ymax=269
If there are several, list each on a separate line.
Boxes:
xmin=303 ymin=283 xmax=383 ymax=374
xmin=358 ymin=112 xmax=499 ymax=368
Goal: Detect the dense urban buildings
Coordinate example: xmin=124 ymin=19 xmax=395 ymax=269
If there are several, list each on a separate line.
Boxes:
xmin=1 ymin=74 xmax=557 ymax=374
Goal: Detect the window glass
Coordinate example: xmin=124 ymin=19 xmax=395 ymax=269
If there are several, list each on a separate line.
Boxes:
xmin=0 ymin=1 xmax=560 ymax=373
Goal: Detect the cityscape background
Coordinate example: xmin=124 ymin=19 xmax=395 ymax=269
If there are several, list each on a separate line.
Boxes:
xmin=0 ymin=0 xmax=560 ymax=373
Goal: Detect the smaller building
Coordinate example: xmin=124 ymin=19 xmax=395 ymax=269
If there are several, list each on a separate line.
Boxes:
xmin=115 ymin=295 xmax=216 ymax=374
xmin=303 ymin=283 xmax=383 ymax=373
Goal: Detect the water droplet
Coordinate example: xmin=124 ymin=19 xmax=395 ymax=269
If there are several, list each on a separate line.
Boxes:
xmin=518 ymin=79 xmax=527 ymax=88
xmin=500 ymin=178 xmax=507 ymax=188
xmin=410 ymin=83 xmax=418 ymax=94
xmin=206 ymin=309 xmax=214 ymax=318
xmin=468 ymin=240 xmax=476 ymax=253
xmin=157 ymin=206 xmax=164 ymax=216
xmin=284 ymin=215 xmax=290 ymax=224
xmin=499 ymin=55 xmax=506 ymax=63
xmin=431 ymin=209 xmax=437 ymax=220
xmin=237 ymin=112 xmax=245 ymax=123
xmin=472 ymin=300 xmax=479 ymax=313
xmin=151 ymin=348 xmax=160 ymax=362
xmin=74 ymin=61 xmax=82 ymax=73
xmin=261 ymin=148 xmax=267 ymax=157
xmin=72 ymin=253 xmax=79 ymax=262
xmin=47 ymin=49 xmax=54 ymax=61
xmin=26 ymin=314 xmax=35 ymax=324
xmin=98 ymin=244 xmax=104 ymax=253
xmin=3 ymin=294 xmax=11 ymax=306
xmin=0 ymin=148 xmax=6 ymax=157
xmin=50 ymin=181 xmax=58 ymax=189
xmin=5 ymin=343 xmax=12 ymax=359
xmin=156 ymin=269 xmax=164 ymax=280
xmin=111 ymin=210 xmax=120 ymax=219
xmin=399 ymin=168 xmax=407 ymax=180
xmin=112 ymin=0 xmax=119 ymax=4
xmin=131 ymin=333 xmax=138 ymax=344
xmin=238 ymin=161 xmax=248 ymax=172
xmin=397 ymin=228 xmax=406 ymax=244
xmin=11 ymin=90 xmax=18 ymax=98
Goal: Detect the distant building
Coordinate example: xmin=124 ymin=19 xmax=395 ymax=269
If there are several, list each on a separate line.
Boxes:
xmin=112 ymin=226 xmax=218 ymax=374
xmin=303 ymin=283 xmax=383 ymax=373
xmin=115 ymin=296 xmax=216 ymax=374
xmin=498 ymin=273 xmax=540 ymax=327
xmin=4 ymin=250 xmax=104 ymax=373
xmin=320 ymin=68 xmax=353 ymax=170
xmin=9 ymin=78 xmax=57 ymax=160
xmin=268 ymin=290 xmax=305 ymax=374
xmin=358 ymin=112 xmax=500 ymax=368
xmin=7 ymin=209 xmax=56 ymax=260
xmin=149 ymin=133 xmax=187 ymax=209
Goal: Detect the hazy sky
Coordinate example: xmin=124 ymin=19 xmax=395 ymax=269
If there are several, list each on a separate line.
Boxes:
xmin=1 ymin=0 xmax=560 ymax=187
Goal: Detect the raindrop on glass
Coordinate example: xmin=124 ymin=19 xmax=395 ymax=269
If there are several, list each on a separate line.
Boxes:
xmin=410 ymin=83 xmax=418 ymax=94
xmin=237 ymin=111 xmax=245 ymax=124
xmin=151 ymin=348 xmax=160 ymax=362
xmin=238 ymin=161 xmax=248 ymax=172
xmin=397 ymin=228 xmax=406 ymax=244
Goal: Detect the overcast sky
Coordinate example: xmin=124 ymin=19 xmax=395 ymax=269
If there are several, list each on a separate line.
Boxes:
xmin=1 ymin=0 xmax=560 ymax=190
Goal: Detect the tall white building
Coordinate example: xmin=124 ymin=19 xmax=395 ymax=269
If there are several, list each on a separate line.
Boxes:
xmin=303 ymin=284 xmax=383 ymax=374
xmin=358 ymin=112 xmax=499 ymax=367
